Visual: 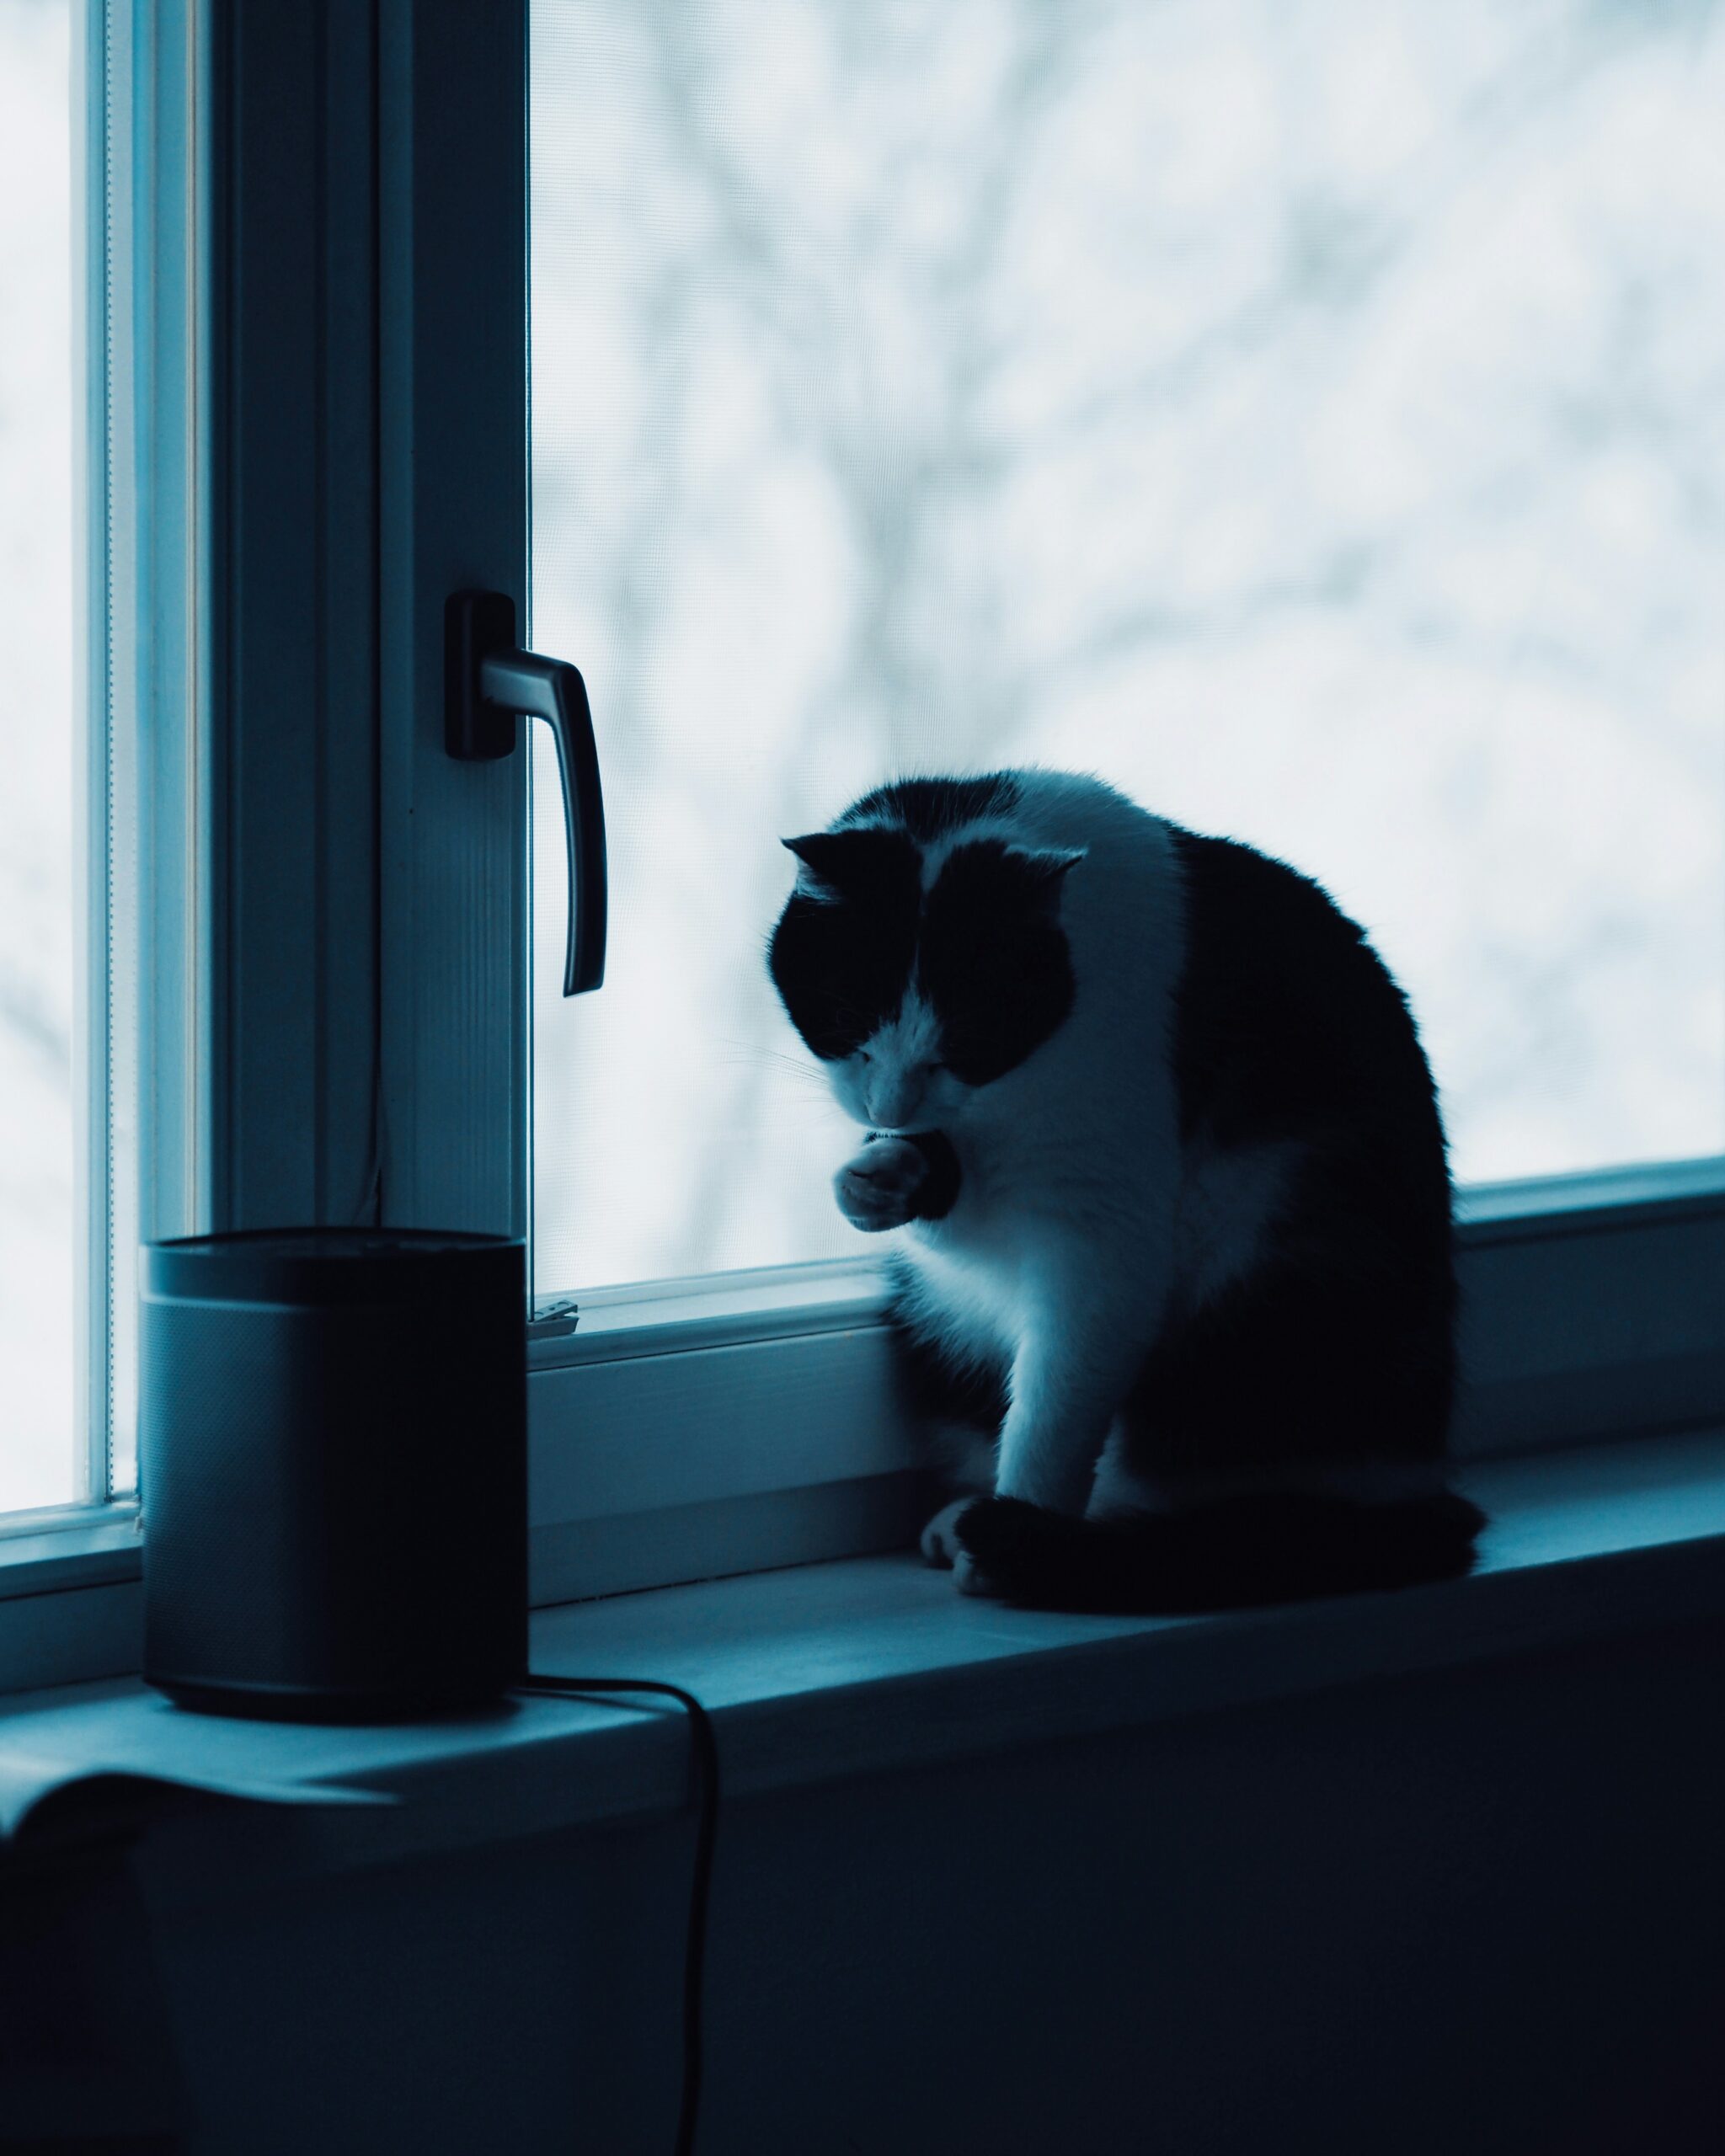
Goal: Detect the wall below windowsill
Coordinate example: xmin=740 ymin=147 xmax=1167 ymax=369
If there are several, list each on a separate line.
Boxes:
xmin=3 ymin=1424 xmax=1724 ymax=1876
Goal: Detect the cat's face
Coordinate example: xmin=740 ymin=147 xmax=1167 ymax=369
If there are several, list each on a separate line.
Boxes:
xmin=769 ymin=824 xmax=1081 ymax=1131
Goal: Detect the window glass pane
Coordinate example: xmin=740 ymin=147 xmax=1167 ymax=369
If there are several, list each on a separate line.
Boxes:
xmin=0 ymin=0 xmax=77 ymax=1508
xmin=530 ymin=0 xmax=1725 ymax=1295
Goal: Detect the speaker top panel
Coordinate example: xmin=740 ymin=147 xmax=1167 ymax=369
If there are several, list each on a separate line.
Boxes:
xmin=142 ymin=1228 xmax=526 ymax=1310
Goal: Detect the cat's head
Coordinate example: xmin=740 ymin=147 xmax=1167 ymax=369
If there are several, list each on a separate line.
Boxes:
xmin=768 ymin=817 xmax=1082 ymax=1131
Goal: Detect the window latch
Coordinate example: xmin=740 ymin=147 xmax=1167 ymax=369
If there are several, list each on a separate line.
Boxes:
xmin=445 ymin=590 xmax=607 ymax=995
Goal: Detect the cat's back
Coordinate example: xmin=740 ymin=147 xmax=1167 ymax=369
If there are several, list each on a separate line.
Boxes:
xmin=1167 ymin=825 xmax=1445 ymax=1157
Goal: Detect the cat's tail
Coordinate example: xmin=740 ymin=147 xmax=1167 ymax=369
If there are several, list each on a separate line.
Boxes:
xmin=953 ymin=1486 xmax=1486 ymax=1614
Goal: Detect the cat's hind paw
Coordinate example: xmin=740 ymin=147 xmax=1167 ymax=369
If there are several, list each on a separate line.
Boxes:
xmin=836 ymin=1136 xmax=931 ymax=1233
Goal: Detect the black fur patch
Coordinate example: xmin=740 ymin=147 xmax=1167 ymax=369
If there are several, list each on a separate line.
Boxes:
xmin=917 ymin=841 xmax=1076 ymax=1086
xmin=769 ymin=825 xmax=921 ymax=1059
xmin=956 ymin=1489 xmax=1485 ymax=1613
xmin=1167 ymin=828 xmax=1448 ymax=1155
xmin=841 ymin=772 xmax=1020 ymax=843
xmin=770 ymin=782 xmax=1076 ymax=1087
xmin=1130 ymin=826 xmax=1459 ymax=1476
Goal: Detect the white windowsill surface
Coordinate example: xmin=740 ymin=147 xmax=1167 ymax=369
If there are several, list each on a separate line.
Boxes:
xmin=3 ymin=1426 xmax=1725 ymax=1871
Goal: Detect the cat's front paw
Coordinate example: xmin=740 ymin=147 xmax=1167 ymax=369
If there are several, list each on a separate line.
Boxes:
xmin=921 ymin=1497 xmax=977 ymax=1568
xmin=835 ymin=1136 xmax=929 ymax=1232
xmin=923 ymin=1499 xmax=1008 ymax=1596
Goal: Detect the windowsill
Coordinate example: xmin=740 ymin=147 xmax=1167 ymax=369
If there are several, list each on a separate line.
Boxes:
xmin=0 ymin=1505 xmax=142 ymax=1600
xmin=3 ymin=1426 xmax=1725 ymax=1872
xmin=528 ymin=1257 xmax=883 ymax=1367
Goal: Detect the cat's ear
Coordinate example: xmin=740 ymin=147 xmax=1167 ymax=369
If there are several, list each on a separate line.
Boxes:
xmin=782 ymin=830 xmax=891 ymax=900
xmin=997 ymin=846 xmax=1085 ymax=918
xmin=1016 ymin=846 xmax=1087 ymax=891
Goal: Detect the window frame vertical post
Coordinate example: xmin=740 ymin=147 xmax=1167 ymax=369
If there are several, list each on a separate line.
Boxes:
xmin=73 ymin=0 xmax=120 ymax=1505
xmin=377 ymin=0 xmax=530 ymax=1240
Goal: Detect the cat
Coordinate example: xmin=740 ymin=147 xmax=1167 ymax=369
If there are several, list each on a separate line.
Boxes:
xmin=767 ymin=768 xmax=1483 ymax=1613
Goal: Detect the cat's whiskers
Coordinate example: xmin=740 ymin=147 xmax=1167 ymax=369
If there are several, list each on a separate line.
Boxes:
xmin=713 ymin=1043 xmax=836 ymax=1093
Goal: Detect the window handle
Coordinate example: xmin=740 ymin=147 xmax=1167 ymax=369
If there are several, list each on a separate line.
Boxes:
xmin=445 ymin=590 xmax=608 ymax=995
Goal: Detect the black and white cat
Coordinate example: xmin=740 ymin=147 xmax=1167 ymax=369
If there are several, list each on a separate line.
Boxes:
xmin=768 ymin=768 xmax=1482 ymax=1612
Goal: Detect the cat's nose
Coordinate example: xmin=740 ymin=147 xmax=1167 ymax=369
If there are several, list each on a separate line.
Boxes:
xmin=870 ymin=1070 xmax=928 ymax=1130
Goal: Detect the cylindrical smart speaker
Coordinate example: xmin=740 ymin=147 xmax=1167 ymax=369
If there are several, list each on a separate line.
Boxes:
xmin=140 ymin=1229 xmax=527 ymax=1721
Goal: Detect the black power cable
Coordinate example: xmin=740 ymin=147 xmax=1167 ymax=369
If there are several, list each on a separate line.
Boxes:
xmin=519 ymin=1675 xmax=718 ymax=2156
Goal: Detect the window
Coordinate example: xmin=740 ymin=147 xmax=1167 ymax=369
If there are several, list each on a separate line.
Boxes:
xmin=528 ymin=0 xmax=1725 ymax=1297
xmin=3 ymin=0 xmax=1722 ymax=1687
xmin=522 ymin=0 xmax=1725 ymax=1598
xmin=0 ymin=0 xmax=136 ymax=1523
xmin=0 ymin=0 xmax=77 ymax=1514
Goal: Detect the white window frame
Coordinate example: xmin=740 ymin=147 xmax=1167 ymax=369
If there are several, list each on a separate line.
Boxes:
xmin=3 ymin=0 xmax=1722 ymax=1696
